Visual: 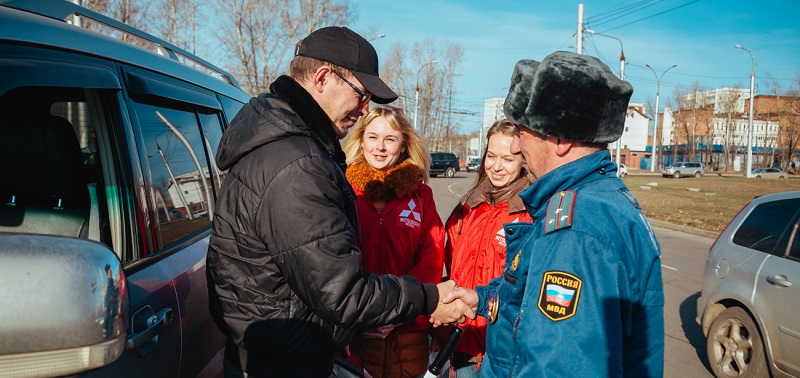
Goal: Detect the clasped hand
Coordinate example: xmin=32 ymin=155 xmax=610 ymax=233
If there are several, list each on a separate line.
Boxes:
xmin=429 ymin=280 xmax=479 ymax=327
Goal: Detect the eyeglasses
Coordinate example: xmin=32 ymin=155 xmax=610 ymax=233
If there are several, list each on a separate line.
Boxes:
xmin=332 ymin=70 xmax=371 ymax=104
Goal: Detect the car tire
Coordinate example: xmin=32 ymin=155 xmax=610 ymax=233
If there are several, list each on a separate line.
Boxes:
xmin=695 ymin=171 xmax=701 ymax=178
xmin=445 ymin=167 xmax=455 ymax=178
xmin=779 ymin=176 xmax=785 ymax=179
xmin=755 ymin=176 xmax=761 ymax=179
xmin=673 ymin=172 xmax=681 ymax=179
xmin=430 ymin=173 xmax=437 ymax=178
xmin=706 ymin=307 xmax=769 ymax=378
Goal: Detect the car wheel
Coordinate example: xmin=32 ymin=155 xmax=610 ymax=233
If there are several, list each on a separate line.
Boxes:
xmin=755 ymin=175 xmax=761 ymax=179
xmin=673 ymin=172 xmax=681 ymax=179
xmin=695 ymin=171 xmax=701 ymax=178
xmin=706 ymin=307 xmax=769 ymax=378
xmin=445 ymin=167 xmax=455 ymax=178
xmin=430 ymin=173 xmax=437 ymax=178
xmin=779 ymin=176 xmax=785 ymax=179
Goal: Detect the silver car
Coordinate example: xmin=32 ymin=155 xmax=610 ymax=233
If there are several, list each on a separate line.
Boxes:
xmin=662 ymin=161 xmax=704 ymax=178
xmin=750 ymin=167 xmax=789 ymax=179
xmin=696 ymin=190 xmax=800 ymax=377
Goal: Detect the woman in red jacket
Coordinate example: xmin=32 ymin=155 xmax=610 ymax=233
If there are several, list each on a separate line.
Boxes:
xmin=343 ymin=106 xmax=445 ymax=378
xmin=438 ymin=119 xmax=531 ymax=377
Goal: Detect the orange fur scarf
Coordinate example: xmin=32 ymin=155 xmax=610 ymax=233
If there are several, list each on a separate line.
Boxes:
xmin=346 ymin=160 xmax=423 ymax=202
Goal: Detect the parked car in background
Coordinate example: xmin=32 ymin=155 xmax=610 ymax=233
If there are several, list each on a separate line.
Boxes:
xmin=466 ymin=157 xmax=480 ymax=172
xmin=0 ymin=1 xmax=249 ymax=376
xmin=662 ymin=161 xmax=704 ymax=178
xmin=750 ymin=167 xmax=789 ymax=179
xmin=430 ymin=152 xmax=460 ymax=177
xmin=696 ymin=190 xmax=800 ymax=378
xmin=617 ymin=163 xmax=628 ymax=177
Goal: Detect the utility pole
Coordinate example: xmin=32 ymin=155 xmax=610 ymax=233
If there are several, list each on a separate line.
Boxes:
xmin=586 ymin=29 xmax=625 ymax=177
xmin=576 ymin=4 xmax=584 ymax=54
xmin=414 ymin=60 xmax=437 ymax=130
xmin=735 ymin=44 xmax=755 ymax=178
xmin=646 ymin=64 xmax=678 ymax=172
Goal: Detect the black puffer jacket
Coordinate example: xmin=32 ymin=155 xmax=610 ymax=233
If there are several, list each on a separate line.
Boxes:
xmin=207 ymin=76 xmax=437 ymax=377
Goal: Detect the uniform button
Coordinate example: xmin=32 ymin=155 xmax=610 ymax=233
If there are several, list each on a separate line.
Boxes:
xmin=507 ymin=228 xmax=515 ymax=235
xmin=599 ymin=167 xmax=606 ymax=175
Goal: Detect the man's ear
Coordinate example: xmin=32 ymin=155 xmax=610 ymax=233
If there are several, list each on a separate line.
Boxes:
xmin=311 ymin=66 xmax=331 ymax=94
xmin=554 ymin=138 xmax=574 ymax=156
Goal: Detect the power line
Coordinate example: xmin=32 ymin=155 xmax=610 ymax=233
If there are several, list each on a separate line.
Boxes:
xmin=594 ymin=0 xmax=701 ymax=34
xmin=587 ymin=0 xmax=665 ymax=27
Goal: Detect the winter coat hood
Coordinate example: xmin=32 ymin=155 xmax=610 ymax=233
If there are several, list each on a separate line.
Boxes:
xmin=216 ymin=75 xmax=347 ymax=171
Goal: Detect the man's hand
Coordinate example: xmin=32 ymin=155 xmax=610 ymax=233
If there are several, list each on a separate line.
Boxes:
xmin=429 ymin=280 xmax=478 ymax=327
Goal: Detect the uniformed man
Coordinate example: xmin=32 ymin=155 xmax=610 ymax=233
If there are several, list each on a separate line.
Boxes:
xmin=434 ymin=51 xmax=665 ymax=377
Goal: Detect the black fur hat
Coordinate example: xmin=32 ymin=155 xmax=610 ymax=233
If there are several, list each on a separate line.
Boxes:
xmin=503 ymin=51 xmax=633 ymax=143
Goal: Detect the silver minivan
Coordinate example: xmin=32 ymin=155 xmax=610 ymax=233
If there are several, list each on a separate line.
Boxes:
xmin=0 ymin=1 xmax=249 ymax=376
xmin=696 ymin=190 xmax=800 ymax=377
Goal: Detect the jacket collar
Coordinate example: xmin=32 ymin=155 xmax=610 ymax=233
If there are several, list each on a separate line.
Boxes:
xmin=519 ymin=150 xmax=617 ymax=215
xmin=216 ymin=76 xmax=348 ymax=172
xmin=346 ymin=160 xmax=422 ymax=202
xmin=464 ymin=176 xmax=528 ymax=214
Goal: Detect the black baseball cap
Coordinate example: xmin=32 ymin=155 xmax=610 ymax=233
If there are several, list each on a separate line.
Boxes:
xmin=295 ymin=26 xmax=398 ymax=104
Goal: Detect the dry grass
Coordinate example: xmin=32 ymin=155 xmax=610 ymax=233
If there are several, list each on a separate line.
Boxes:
xmin=624 ymin=175 xmax=800 ymax=233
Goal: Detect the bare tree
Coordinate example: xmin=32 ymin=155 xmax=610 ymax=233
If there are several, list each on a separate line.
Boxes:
xmin=760 ymin=73 xmax=782 ymax=167
xmin=783 ymin=72 xmax=800 ymax=169
xmin=380 ymin=42 xmax=411 ymax=115
xmin=717 ymin=86 xmax=743 ymax=171
xmin=685 ymin=82 xmax=709 ymax=163
xmin=405 ymin=38 xmax=464 ymax=152
xmin=150 ymin=0 xmax=201 ymax=54
xmin=82 ymin=0 xmax=150 ymax=47
xmin=214 ymin=0 xmax=352 ymax=96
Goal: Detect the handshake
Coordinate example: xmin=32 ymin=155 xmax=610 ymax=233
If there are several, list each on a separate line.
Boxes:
xmin=429 ymin=280 xmax=479 ymax=327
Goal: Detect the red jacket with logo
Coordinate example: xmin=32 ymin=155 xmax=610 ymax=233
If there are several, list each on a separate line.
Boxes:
xmin=440 ymin=190 xmax=532 ymax=358
xmin=352 ymin=183 xmax=445 ymax=333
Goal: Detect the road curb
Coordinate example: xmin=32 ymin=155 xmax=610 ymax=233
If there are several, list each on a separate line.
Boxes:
xmin=649 ymin=219 xmax=720 ymax=239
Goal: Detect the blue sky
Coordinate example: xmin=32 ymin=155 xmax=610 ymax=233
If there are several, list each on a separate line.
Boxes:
xmin=350 ymin=0 xmax=800 ymax=130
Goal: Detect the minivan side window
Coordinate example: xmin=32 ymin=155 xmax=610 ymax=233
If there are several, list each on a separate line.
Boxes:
xmin=789 ymin=222 xmax=800 ymax=261
xmin=0 ymin=83 xmax=124 ymax=248
xmin=133 ymin=101 xmax=214 ymax=248
xmin=198 ymin=112 xmax=227 ymax=190
xmin=218 ymin=94 xmax=245 ymax=126
xmin=733 ymin=199 xmax=800 ymax=254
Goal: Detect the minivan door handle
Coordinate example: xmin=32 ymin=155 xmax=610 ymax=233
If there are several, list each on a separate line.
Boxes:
xmin=126 ymin=307 xmax=173 ymax=354
xmin=766 ymin=275 xmax=793 ymax=288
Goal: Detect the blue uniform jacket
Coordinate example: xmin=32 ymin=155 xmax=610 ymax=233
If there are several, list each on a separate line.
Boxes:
xmin=476 ymin=150 xmax=664 ymax=377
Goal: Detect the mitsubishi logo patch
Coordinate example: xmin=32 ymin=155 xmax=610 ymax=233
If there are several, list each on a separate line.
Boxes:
xmin=494 ymin=217 xmax=519 ymax=248
xmin=398 ymin=199 xmax=421 ymax=229
xmin=538 ymin=271 xmax=582 ymax=321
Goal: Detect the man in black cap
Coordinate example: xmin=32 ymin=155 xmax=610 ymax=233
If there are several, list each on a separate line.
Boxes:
xmin=438 ymin=51 xmax=665 ymax=377
xmin=207 ymin=27 xmax=469 ymax=377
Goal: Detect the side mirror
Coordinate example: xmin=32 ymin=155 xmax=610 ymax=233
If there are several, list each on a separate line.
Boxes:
xmin=0 ymin=234 xmax=129 ymax=376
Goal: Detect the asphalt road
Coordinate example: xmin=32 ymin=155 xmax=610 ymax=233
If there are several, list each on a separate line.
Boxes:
xmin=427 ymin=171 xmax=716 ymax=377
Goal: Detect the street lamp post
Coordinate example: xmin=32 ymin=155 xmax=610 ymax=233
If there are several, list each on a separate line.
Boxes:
xmin=586 ymin=29 xmax=625 ymax=177
xmin=413 ymin=60 xmax=437 ymax=130
xmin=646 ymin=63 xmax=678 ymax=172
xmin=735 ymin=44 xmax=755 ymax=178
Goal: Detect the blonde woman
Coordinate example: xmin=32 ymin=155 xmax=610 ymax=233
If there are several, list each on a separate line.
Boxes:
xmin=343 ymin=106 xmax=445 ymax=378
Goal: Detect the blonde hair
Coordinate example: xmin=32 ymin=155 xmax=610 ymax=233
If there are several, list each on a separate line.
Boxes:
xmin=344 ymin=106 xmax=431 ymax=182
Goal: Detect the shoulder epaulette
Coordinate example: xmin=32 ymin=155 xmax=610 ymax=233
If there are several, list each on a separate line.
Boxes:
xmin=544 ymin=190 xmax=576 ymax=234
